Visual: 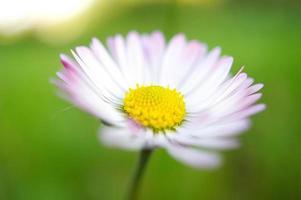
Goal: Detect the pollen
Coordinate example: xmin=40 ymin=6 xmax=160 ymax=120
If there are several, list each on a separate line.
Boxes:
xmin=123 ymin=85 xmax=186 ymax=132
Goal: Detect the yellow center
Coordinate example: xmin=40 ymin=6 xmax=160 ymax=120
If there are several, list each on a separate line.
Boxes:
xmin=123 ymin=85 xmax=186 ymax=132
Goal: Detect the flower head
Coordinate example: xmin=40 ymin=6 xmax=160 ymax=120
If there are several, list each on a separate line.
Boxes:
xmin=54 ymin=31 xmax=265 ymax=169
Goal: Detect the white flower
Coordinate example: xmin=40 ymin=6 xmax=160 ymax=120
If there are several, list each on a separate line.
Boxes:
xmin=55 ymin=31 xmax=265 ymax=169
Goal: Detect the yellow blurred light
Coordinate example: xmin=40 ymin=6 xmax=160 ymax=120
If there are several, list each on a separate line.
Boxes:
xmin=0 ymin=0 xmax=97 ymax=43
xmin=125 ymin=0 xmax=223 ymax=5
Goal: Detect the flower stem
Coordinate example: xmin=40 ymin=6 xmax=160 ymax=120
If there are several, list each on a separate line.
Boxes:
xmin=127 ymin=149 xmax=153 ymax=200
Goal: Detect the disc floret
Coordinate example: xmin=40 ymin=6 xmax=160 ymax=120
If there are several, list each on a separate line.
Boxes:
xmin=123 ymin=85 xmax=186 ymax=132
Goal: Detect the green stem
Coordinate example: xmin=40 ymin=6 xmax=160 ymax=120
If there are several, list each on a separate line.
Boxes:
xmin=127 ymin=149 xmax=153 ymax=200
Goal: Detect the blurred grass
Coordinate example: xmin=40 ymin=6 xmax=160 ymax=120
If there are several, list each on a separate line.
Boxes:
xmin=0 ymin=3 xmax=301 ymax=200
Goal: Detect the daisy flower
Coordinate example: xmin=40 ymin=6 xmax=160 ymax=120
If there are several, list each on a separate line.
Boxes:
xmin=54 ymin=31 xmax=265 ymax=169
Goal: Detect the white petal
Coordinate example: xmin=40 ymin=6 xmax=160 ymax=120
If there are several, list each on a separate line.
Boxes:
xmin=126 ymin=31 xmax=147 ymax=84
xmin=186 ymin=71 xmax=248 ymax=113
xmin=90 ymin=38 xmax=129 ymax=90
xmin=57 ymin=55 xmax=125 ymax=125
xmin=168 ymin=134 xmax=240 ymax=150
xmin=107 ymin=35 xmax=137 ymax=87
xmin=165 ymin=143 xmax=221 ymax=169
xmin=207 ymin=71 xmax=248 ymax=105
xmin=247 ymin=83 xmax=264 ymax=95
xmin=242 ymin=93 xmax=262 ymax=107
xmin=60 ymin=54 xmax=81 ymax=73
xmin=72 ymin=47 xmax=124 ymax=99
xmin=180 ymin=47 xmax=221 ymax=94
xmin=226 ymin=104 xmax=266 ymax=121
xmin=218 ymin=93 xmax=263 ymax=117
xmin=141 ymin=31 xmax=166 ymax=83
xmin=176 ymin=41 xmax=208 ymax=86
xmin=99 ymin=123 xmax=148 ymax=150
xmin=166 ymin=40 xmax=208 ymax=88
xmin=60 ymin=54 xmax=114 ymax=103
xmin=185 ymin=56 xmax=233 ymax=105
xmin=57 ymin=79 xmax=125 ymax=125
xmin=206 ymin=88 xmax=263 ymax=120
xmin=178 ymin=119 xmax=251 ymax=138
xmin=160 ymin=34 xmax=186 ymax=88
xmin=159 ymin=34 xmax=186 ymax=87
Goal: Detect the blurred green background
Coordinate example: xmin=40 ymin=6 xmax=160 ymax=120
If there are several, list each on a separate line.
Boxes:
xmin=0 ymin=0 xmax=301 ymax=199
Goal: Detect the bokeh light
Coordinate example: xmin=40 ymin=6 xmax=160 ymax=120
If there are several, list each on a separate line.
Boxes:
xmin=0 ymin=0 xmax=99 ymax=43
